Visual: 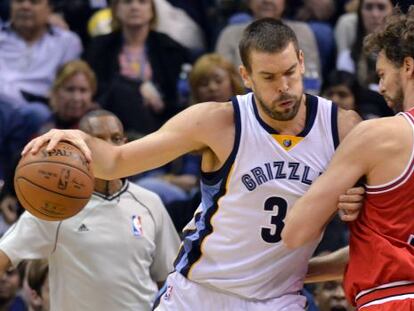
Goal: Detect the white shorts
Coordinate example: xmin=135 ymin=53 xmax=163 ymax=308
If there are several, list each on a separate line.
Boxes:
xmin=154 ymin=272 xmax=307 ymax=311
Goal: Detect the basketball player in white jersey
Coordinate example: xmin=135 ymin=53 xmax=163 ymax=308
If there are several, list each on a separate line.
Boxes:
xmin=23 ymin=19 xmax=363 ymax=310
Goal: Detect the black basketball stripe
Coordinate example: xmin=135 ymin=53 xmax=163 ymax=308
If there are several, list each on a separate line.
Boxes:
xmin=17 ymin=160 xmax=93 ymax=182
xmin=15 ymin=181 xmax=86 ymax=220
xmin=15 ymin=176 xmax=91 ymax=199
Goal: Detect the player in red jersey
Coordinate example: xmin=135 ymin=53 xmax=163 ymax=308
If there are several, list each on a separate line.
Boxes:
xmin=282 ymin=6 xmax=414 ymax=311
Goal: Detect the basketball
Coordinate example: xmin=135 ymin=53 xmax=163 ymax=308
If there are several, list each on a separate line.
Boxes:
xmin=14 ymin=141 xmax=94 ymax=221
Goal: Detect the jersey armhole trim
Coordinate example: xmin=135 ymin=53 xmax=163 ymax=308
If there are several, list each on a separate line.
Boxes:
xmin=331 ymin=103 xmax=339 ymax=149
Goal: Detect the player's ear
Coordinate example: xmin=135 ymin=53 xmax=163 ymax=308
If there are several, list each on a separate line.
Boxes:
xmin=403 ymin=56 xmax=414 ymax=79
xmin=239 ymin=65 xmax=252 ymax=89
xmin=298 ymin=50 xmax=305 ymax=75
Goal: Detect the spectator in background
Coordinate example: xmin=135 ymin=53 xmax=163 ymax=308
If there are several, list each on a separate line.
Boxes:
xmin=321 ymin=70 xmax=393 ymax=119
xmin=25 ymin=260 xmax=48 ymax=311
xmin=86 ymin=0 xmax=205 ymax=53
xmin=0 ymin=0 xmax=82 ymax=107
xmin=189 ymin=53 xmax=246 ymax=105
xmin=336 ymin=0 xmax=394 ymax=89
xmin=0 ymin=110 xmax=180 ymax=311
xmin=41 ymin=60 xmax=99 ymax=132
xmin=86 ymin=0 xmax=189 ymax=138
xmin=321 ymin=70 xmax=360 ymax=111
xmin=313 ymin=279 xmax=352 ymax=311
xmin=0 ymin=264 xmax=26 ymax=311
xmin=215 ymin=0 xmax=322 ymax=94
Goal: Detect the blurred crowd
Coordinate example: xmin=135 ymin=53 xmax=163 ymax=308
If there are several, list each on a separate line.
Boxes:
xmin=0 ymin=0 xmax=411 ymax=310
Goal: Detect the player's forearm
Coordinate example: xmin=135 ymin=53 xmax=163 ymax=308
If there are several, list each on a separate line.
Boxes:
xmin=83 ymin=133 xmax=124 ymax=180
xmin=282 ymin=196 xmax=327 ymax=248
xmin=305 ymin=246 xmax=349 ymax=283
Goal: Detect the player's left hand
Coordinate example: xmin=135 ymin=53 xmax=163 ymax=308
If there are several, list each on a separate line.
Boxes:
xmin=337 ymin=186 xmax=365 ymax=221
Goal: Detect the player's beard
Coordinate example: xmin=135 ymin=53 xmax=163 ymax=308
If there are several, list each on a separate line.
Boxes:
xmin=256 ymin=92 xmax=302 ymax=121
xmin=387 ymin=86 xmax=405 ymax=113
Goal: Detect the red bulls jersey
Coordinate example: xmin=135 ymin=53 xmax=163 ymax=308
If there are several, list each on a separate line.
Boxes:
xmin=344 ymin=110 xmax=414 ymax=307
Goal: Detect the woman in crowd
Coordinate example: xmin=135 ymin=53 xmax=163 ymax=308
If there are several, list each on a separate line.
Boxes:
xmin=45 ymin=60 xmax=98 ymax=131
xmin=86 ymin=0 xmax=189 ymax=137
xmin=336 ymin=0 xmax=394 ymax=89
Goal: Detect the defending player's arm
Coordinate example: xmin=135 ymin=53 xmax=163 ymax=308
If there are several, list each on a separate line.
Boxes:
xmin=305 ymin=246 xmax=349 ymax=283
xmin=335 ymin=108 xmax=365 ymax=221
xmin=281 ymin=120 xmax=378 ymax=248
xmin=23 ymin=102 xmax=233 ymax=180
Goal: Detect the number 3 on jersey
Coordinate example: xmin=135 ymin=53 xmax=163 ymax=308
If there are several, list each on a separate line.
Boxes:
xmin=261 ymin=197 xmax=288 ymax=243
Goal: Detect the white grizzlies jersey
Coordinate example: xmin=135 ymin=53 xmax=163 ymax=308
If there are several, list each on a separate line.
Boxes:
xmin=174 ymin=92 xmax=339 ymax=299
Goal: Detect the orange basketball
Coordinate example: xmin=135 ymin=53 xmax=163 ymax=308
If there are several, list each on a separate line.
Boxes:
xmin=14 ymin=141 xmax=94 ymax=221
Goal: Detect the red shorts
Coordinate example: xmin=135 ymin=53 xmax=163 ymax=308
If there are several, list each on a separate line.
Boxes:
xmin=360 ymin=298 xmax=414 ymax=310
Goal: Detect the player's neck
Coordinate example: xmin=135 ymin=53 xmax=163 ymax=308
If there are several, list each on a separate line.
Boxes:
xmin=259 ymin=94 xmax=307 ymax=136
xmin=94 ymin=179 xmax=124 ymax=196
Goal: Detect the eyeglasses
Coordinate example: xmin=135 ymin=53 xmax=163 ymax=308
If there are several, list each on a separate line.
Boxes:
xmin=362 ymin=2 xmax=388 ymax=12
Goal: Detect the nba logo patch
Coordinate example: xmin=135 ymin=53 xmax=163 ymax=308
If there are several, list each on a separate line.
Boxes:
xmin=131 ymin=215 xmax=143 ymax=237
xmin=283 ymin=139 xmax=292 ymax=147
xmin=164 ymin=285 xmax=173 ymax=301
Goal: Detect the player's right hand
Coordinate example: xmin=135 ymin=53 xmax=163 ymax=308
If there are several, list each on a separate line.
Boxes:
xmin=22 ymin=129 xmax=92 ymax=162
xmin=337 ymin=186 xmax=365 ymax=221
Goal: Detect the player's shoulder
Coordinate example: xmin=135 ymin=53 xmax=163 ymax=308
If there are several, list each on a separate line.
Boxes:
xmin=356 ymin=115 xmax=400 ymax=135
xmin=347 ymin=115 xmax=404 ymax=150
xmin=337 ymin=108 xmax=362 ymax=141
xmin=178 ymin=101 xmax=234 ymax=129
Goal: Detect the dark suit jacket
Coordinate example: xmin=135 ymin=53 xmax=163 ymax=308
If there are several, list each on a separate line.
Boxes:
xmin=85 ymin=30 xmax=189 ymax=133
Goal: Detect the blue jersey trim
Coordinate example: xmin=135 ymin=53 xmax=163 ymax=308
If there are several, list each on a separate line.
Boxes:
xmin=174 ymin=181 xmax=228 ymax=277
xmin=201 ymin=97 xmax=241 ymax=185
xmin=251 ymin=93 xmax=318 ymax=137
xmin=330 ymin=103 xmax=340 ymax=149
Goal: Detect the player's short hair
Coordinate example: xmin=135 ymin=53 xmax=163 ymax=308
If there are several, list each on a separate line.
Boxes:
xmin=239 ymin=18 xmax=299 ymax=72
xmin=364 ymin=5 xmax=414 ymax=67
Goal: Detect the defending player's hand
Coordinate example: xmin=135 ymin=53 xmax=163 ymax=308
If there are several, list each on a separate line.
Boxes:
xmin=22 ymin=129 xmax=92 ymax=162
xmin=337 ymin=186 xmax=365 ymax=222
